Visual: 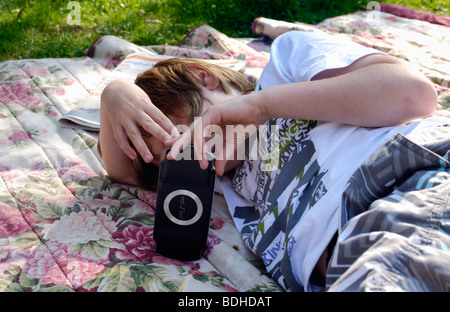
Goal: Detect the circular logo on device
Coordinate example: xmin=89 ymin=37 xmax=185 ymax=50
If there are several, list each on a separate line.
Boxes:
xmin=163 ymin=190 xmax=203 ymax=226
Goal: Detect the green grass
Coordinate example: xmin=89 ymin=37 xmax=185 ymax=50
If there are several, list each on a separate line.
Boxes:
xmin=0 ymin=0 xmax=448 ymax=62
xmin=383 ymin=0 xmax=448 ymax=15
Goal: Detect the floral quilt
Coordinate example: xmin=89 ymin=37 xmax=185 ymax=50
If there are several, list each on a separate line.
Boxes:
xmin=0 ymin=8 xmax=449 ymax=292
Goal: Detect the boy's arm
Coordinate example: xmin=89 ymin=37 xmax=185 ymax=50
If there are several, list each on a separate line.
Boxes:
xmin=196 ymin=54 xmax=436 ymax=130
xmin=99 ymin=85 xmax=137 ymax=185
xmin=256 ymin=54 xmax=437 ymax=127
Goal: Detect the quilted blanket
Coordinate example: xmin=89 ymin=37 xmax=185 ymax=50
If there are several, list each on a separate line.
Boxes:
xmin=0 ymin=8 xmax=449 ymax=292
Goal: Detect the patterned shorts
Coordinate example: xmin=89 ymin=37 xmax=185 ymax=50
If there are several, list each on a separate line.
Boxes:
xmin=326 ymin=123 xmax=450 ymax=291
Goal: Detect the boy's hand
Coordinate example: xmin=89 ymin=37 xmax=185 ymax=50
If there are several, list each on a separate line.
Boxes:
xmin=167 ymin=93 xmax=266 ymax=175
xmin=102 ymin=79 xmax=179 ymax=162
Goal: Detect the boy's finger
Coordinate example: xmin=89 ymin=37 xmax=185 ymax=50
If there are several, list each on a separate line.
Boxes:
xmin=138 ymin=113 xmax=179 ymax=148
xmin=117 ymin=137 xmax=138 ymax=161
xmin=166 ymin=130 xmax=192 ymax=160
xmin=211 ymin=159 xmax=225 ymax=176
xmin=193 ymin=118 xmax=210 ymax=169
xmin=143 ymin=107 xmax=180 ymax=144
xmin=121 ymin=122 xmax=153 ymax=163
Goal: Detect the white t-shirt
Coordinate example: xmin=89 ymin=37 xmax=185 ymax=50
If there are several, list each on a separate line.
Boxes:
xmin=217 ymin=30 xmax=425 ymax=291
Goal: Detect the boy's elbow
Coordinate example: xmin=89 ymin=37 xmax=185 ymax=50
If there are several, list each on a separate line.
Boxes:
xmin=404 ymin=77 xmax=437 ymax=121
xmin=416 ymin=78 xmax=438 ymax=117
xmin=106 ymin=167 xmax=137 ymax=186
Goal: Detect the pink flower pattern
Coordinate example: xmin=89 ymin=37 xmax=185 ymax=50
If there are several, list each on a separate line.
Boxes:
xmin=23 ymin=65 xmax=50 ymax=76
xmin=0 ymin=81 xmax=40 ymax=107
xmin=24 ymin=241 xmax=106 ymax=288
xmin=0 ymin=204 xmax=31 ymax=237
xmin=112 ymin=225 xmax=157 ymax=262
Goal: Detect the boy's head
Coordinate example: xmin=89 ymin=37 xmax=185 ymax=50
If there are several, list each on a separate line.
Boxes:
xmin=130 ymin=58 xmax=254 ymax=190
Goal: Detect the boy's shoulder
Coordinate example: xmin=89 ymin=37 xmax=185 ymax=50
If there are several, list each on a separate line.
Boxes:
xmin=273 ymin=29 xmax=333 ymax=47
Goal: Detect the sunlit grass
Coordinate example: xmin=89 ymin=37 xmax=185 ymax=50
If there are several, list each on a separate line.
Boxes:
xmin=0 ymin=0 xmax=447 ymax=62
xmin=385 ymin=0 xmax=448 ymax=15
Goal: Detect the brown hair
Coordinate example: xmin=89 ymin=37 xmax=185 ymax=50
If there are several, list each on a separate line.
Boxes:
xmin=128 ymin=130 xmax=160 ymax=191
xmin=130 ymin=58 xmax=254 ymax=190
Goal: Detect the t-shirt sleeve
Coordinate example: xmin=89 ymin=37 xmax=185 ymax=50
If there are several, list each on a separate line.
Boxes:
xmin=256 ymin=30 xmax=385 ymax=89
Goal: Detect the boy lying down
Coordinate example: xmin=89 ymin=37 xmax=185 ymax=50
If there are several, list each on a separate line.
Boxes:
xmin=98 ymin=30 xmax=450 ymax=291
